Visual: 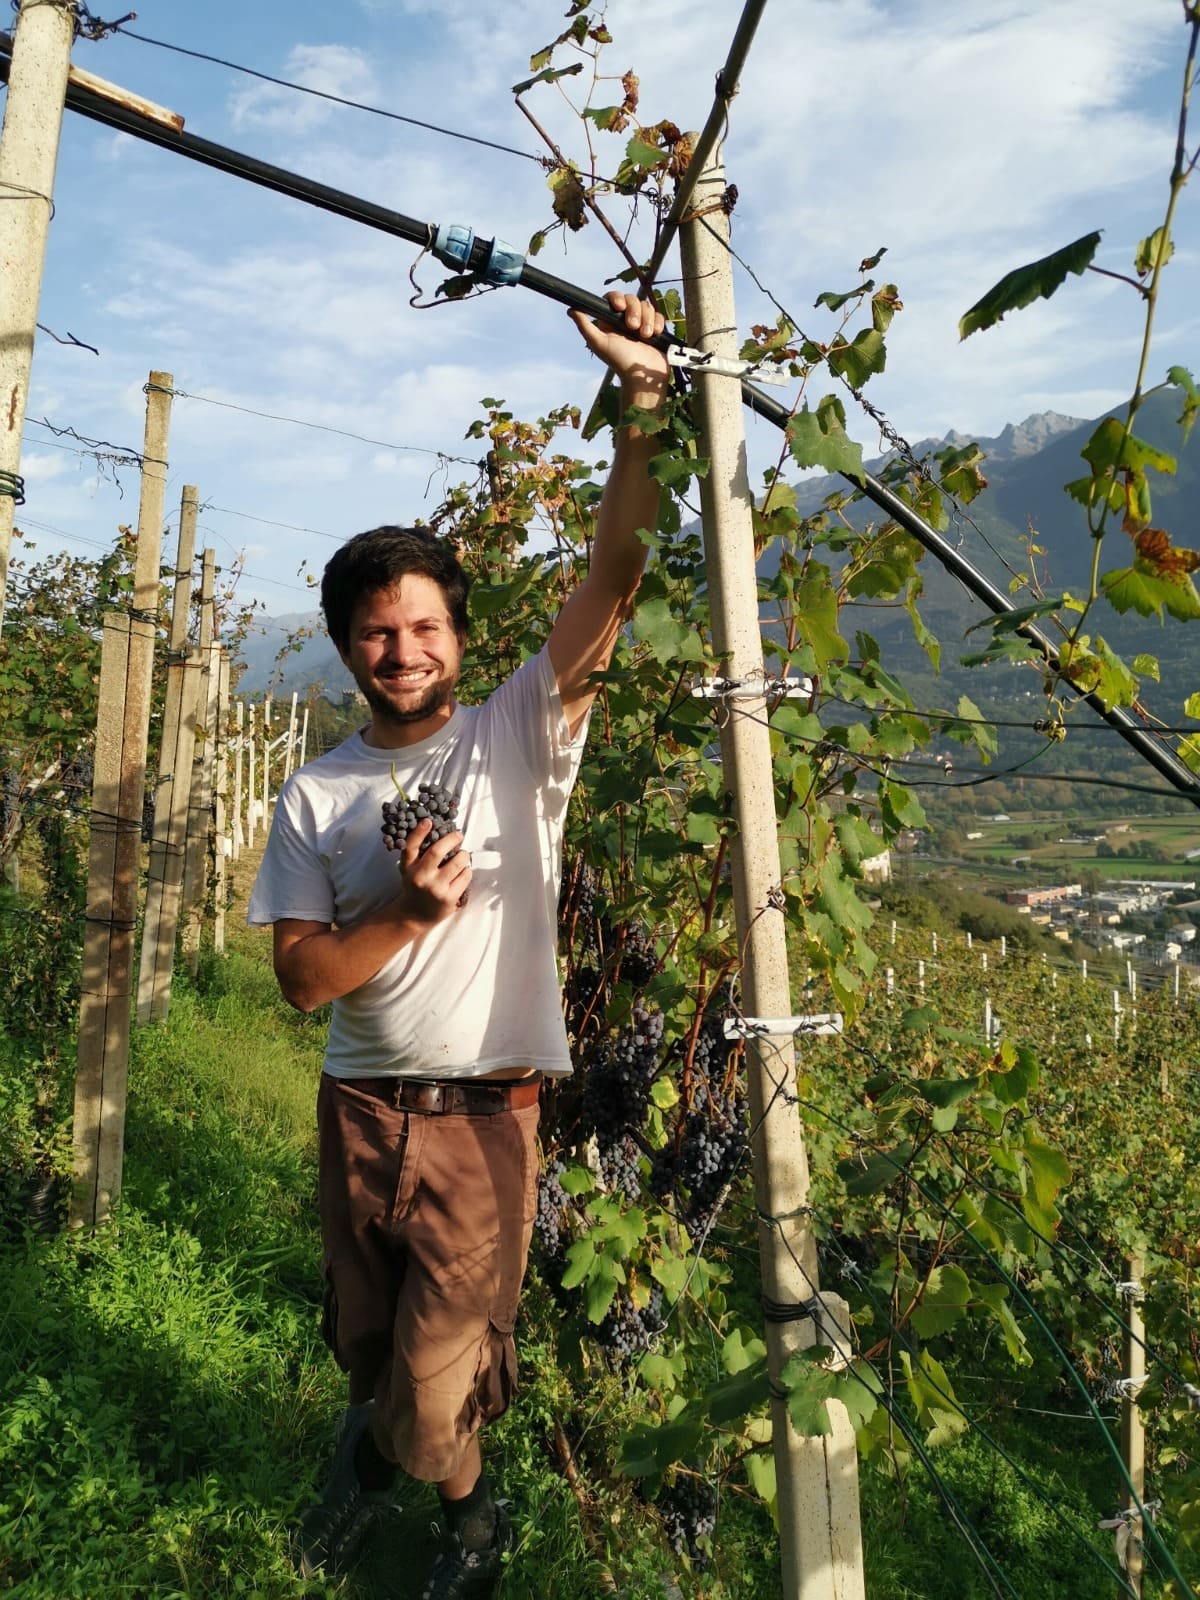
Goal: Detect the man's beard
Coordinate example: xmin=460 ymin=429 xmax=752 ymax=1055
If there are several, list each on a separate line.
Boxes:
xmin=358 ymin=669 xmax=458 ymax=727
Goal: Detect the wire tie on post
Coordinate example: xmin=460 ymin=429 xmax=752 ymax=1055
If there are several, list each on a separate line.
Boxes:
xmin=1115 ymin=1279 xmax=1144 ymax=1301
xmin=0 ymin=469 xmax=26 ymax=505
xmin=761 ymin=1293 xmax=822 ymax=1324
xmin=724 ymin=1014 xmax=843 ymax=1040
xmin=756 ymin=1205 xmax=814 ymax=1230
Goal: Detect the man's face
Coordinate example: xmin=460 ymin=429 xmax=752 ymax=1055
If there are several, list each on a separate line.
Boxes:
xmin=340 ymin=575 xmax=465 ymax=745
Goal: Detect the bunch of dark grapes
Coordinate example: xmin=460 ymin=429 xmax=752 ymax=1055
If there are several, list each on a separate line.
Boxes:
xmin=596 ymin=1286 xmax=665 ymax=1363
xmin=597 ymin=1133 xmax=642 ymax=1201
xmin=657 ymin=1475 xmax=717 ymax=1563
xmin=609 ymin=921 xmax=660 ymax=987
xmin=682 ymin=1012 xmax=733 ymax=1081
xmin=647 ymin=1142 xmax=678 ymax=1203
xmin=581 ymin=1004 xmax=666 ymax=1145
xmin=534 ymin=1158 xmax=570 ymax=1261
xmin=677 ymin=1089 xmax=747 ymax=1232
xmin=380 ymin=780 xmax=459 ymax=859
xmin=558 ymin=861 xmax=599 ymax=946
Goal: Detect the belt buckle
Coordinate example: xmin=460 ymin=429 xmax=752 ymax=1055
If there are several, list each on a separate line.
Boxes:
xmin=407 ymin=1081 xmax=445 ymax=1115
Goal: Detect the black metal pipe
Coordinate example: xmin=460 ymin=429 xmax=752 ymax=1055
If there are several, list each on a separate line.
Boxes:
xmin=29 ymin=59 xmax=1200 ymax=803
xmin=741 ymin=381 xmax=1200 ymax=801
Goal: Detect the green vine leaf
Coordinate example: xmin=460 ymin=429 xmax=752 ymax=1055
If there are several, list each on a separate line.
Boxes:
xmin=782 ymin=1347 xmax=883 ymax=1437
xmin=513 ymin=62 xmax=585 ymax=94
xmin=937 ymin=442 xmax=988 ymax=504
xmin=837 ymin=1141 xmax=914 ymax=1197
xmin=786 ymin=398 xmax=865 ymax=484
xmin=617 ymin=1403 xmax=704 ymax=1478
xmin=958 ymin=230 xmax=1102 ymax=340
xmin=791 ymin=572 xmax=849 ymax=673
xmin=973 ymin=1283 xmax=1032 ymax=1366
xmin=814 ymin=283 xmax=870 ymax=313
xmin=631 ymin=595 xmax=705 ymax=665
xmin=908 ymin=1264 xmax=972 ymax=1338
xmin=1167 ymin=364 xmax=1199 ymax=444
xmin=900 ymin=1349 xmax=968 ymax=1447
xmin=827 ymin=328 xmax=886 ymax=388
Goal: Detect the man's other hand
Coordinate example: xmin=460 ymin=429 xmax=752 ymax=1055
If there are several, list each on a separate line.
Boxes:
xmin=398 ymin=820 xmax=472 ymax=926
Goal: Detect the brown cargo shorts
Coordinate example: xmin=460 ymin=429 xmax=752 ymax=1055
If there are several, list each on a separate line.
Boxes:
xmin=316 ymin=1073 xmax=541 ymax=1483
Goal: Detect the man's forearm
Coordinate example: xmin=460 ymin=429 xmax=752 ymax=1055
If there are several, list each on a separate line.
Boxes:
xmin=587 ymin=384 xmax=665 ymax=600
xmin=275 ymin=908 xmax=427 ymax=1012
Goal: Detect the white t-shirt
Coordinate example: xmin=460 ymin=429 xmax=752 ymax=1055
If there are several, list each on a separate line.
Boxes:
xmin=246 ymin=646 xmax=588 ymax=1080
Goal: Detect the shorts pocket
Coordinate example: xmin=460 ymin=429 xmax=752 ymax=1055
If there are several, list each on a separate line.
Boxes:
xmin=468 ymin=1314 xmax=518 ymax=1431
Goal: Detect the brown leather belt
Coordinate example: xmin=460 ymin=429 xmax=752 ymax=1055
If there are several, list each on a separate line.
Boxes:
xmin=351 ymin=1076 xmax=541 ymax=1115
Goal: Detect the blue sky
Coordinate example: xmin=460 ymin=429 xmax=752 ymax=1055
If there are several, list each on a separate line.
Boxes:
xmin=11 ymin=0 xmax=1197 ymax=615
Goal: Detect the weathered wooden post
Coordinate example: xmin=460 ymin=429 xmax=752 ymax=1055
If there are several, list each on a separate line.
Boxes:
xmin=231 ymin=699 xmax=245 ymax=862
xmin=181 ymin=550 xmax=217 ymax=975
xmin=72 ymin=373 xmax=173 ymax=1229
xmin=212 ymin=650 xmax=230 ymax=954
xmin=136 ymin=484 xmax=203 ymax=1023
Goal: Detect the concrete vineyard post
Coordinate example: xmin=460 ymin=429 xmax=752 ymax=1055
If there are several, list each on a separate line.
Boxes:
xmin=181 ymin=550 xmax=217 ymax=975
xmin=0 ymin=0 xmax=75 ymax=634
xmin=71 ymin=373 xmax=173 ymax=1228
xmin=136 ymin=484 xmax=202 ymax=1023
xmin=681 ymin=145 xmax=866 ymax=1600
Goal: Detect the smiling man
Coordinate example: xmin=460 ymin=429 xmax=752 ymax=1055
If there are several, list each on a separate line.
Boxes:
xmin=246 ymin=292 xmax=668 ymax=1600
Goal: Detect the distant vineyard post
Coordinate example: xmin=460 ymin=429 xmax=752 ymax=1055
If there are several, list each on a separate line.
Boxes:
xmin=230 ymin=699 xmax=245 ymax=862
xmin=211 ymin=650 xmax=231 ymax=954
xmin=71 ymin=372 xmax=174 ymax=1230
xmin=246 ymin=702 xmax=257 ymax=850
xmin=1120 ymin=1256 xmax=1147 ymax=1598
xmin=136 ymin=484 xmax=204 ymax=1023
xmin=681 ymin=145 xmax=867 ymax=1599
xmin=181 ymin=549 xmax=218 ymax=977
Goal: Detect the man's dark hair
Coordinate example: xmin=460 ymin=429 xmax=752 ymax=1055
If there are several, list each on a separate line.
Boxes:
xmin=321 ymin=525 xmax=471 ymax=653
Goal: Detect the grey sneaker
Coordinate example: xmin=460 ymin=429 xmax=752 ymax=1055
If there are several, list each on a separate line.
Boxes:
xmin=294 ymin=1401 xmax=399 ymax=1578
xmin=418 ymin=1500 xmax=512 ymax=1599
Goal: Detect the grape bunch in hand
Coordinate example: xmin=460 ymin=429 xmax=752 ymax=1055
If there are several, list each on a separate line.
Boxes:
xmin=380 ymin=779 xmax=460 ymax=860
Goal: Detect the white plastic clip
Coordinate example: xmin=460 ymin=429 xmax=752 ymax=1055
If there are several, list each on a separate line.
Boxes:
xmin=691 ymin=675 xmax=813 ymax=700
xmin=724 ymin=1014 xmax=844 ymax=1040
xmin=1106 ymin=1376 xmax=1149 ymax=1401
xmin=667 ymin=345 xmax=791 ymax=385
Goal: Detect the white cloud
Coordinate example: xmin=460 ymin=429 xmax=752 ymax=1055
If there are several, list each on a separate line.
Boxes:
xmin=229 ymin=44 xmax=381 ymax=134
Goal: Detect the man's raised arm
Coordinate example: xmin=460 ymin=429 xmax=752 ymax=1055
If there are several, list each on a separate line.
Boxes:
xmin=548 ymin=293 xmax=671 ymax=736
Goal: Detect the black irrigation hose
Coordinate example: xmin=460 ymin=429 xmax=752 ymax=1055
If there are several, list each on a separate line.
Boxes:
xmin=13 ymin=48 xmax=1200 ymax=809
